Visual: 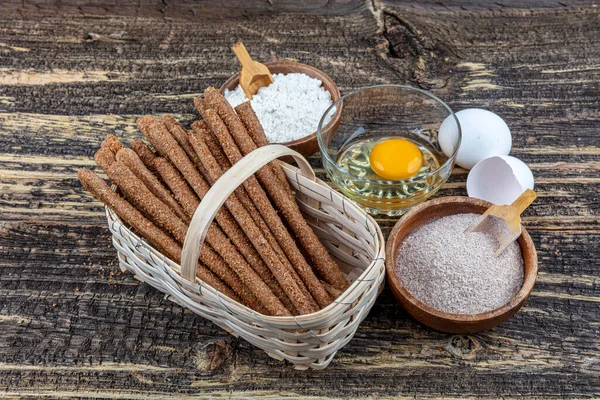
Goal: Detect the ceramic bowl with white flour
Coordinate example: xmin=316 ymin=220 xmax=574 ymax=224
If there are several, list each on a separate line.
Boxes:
xmin=220 ymin=61 xmax=342 ymax=158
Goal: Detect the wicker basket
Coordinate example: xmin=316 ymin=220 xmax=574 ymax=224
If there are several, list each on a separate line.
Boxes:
xmin=106 ymin=145 xmax=385 ymax=370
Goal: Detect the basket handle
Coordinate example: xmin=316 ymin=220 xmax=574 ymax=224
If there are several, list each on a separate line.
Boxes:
xmin=181 ymin=144 xmax=316 ymax=282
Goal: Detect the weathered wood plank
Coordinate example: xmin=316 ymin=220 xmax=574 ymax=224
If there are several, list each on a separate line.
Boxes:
xmin=0 ymin=11 xmax=393 ymax=114
xmin=1 ymin=0 xmax=597 ymax=21
xmin=1 ymin=223 xmax=599 ymax=396
xmin=0 ymin=0 xmax=366 ymax=19
xmin=2 ymin=147 xmax=598 ymax=233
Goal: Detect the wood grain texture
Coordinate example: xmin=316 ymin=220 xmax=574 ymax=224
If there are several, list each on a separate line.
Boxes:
xmin=1 ymin=0 xmax=599 ymax=398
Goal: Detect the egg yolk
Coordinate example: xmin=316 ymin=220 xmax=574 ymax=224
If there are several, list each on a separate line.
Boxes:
xmin=369 ymin=138 xmax=423 ymax=180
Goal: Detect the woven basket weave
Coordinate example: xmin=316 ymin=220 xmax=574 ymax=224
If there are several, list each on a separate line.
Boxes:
xmin=106 ymin=145 xmax=385 ymax=370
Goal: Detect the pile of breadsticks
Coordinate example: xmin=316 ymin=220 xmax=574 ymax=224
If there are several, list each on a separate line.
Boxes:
xmin=79 ymin=87 xmax=348 ymax=316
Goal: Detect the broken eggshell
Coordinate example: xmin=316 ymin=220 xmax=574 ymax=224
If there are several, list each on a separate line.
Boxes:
xmin=467 ymin=155 xmax=534 ymax=205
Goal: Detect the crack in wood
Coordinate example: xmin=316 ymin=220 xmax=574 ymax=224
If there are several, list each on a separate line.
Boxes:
xmin=369 ymin=2 xmax=459 ymax=89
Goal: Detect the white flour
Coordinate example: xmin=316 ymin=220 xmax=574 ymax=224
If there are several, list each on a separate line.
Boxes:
xmin=224 ymin=73 xmax=335 ymax=143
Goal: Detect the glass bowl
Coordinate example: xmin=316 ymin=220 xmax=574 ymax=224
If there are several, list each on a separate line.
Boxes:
xmin=317 ymin=84 xmax=461 ymax=216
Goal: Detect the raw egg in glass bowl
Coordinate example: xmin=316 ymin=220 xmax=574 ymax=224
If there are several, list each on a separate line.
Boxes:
xmin=317 ymin=85 xmax=461 ymax=216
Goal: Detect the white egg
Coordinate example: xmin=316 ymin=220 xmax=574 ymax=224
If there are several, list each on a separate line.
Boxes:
xmin=467 ymin=155 xmax=534 ymax=205
xmin=439 ymin=108 xmax=512 ymax=170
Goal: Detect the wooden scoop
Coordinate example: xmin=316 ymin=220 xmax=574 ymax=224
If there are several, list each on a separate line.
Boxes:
xmin=232 ymin=41 xmax=274 ymax=100
xmin=467 ymin=189 xmax=537 ymax=256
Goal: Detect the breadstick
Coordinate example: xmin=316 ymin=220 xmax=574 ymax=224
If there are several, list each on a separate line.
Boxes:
xmin=202 ymin=90 xmax=348 ymax=290
xmin=233 ymin=102 xmax=268 ymax=145
xmin=116 ymin=148 xmax=189 ymax=223
xmin=207 ymin=89 xmax=291 ymax=194
xmin=161 ymin=116 xmax=206 ymax=176
xmin=190 ymin=116 xmax=330 ymax=307
xmin=188 ymin=127 xmax=317 ymax=309
xmin=151 ymin=157 xmax=200 ymax=219
xmin=101 ymin=134 xmax=124 ymax=155
xmin=188 ymin=127 xmax=282 ymax=259
xmin=234 ymin=102 xmax=293 ymax=195
xmin=236 ymin=106 xmax=292 ymax=195
xmin=137 ymin=117 xmax=273 ymax=281
xmin=198 ymin=104 xmax=333 ymax=307
xmin=321 ymin=280 xmax=343 ymax=300
xmin=191 ymin=120 xmax=231 ymax=169
xmin=106 ymin=160 xmax=290 ymax=316
xmin=77 ymin=168 xmax=240 ymax=303
xmin=195 ymin=239 xmax=265 ymax=312
xmin=117 ymin=153 xmax=266 ymax=312
xmin=190 ymin=123 xmax=301 ymax=304
xmin=130 ymin=139 xmax=157 ymax=170
xmin=183 ymin=126 xmax=316 ymax=315
xmin=94 ymin=147 xmax=116 ymax=173
xmin=107 ymin=161 xmax=184 ymax=239
xmin=189 ymin=122 xmax=287 ymax=263
xmin=152 ymin=155 xmax=297 ymax=314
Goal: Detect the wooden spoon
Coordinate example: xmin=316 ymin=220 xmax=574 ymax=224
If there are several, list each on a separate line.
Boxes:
xmin=232 ymin=41 xmax=274 ymax=100
xmin=467 ymin=189 xmax=537 ymax=256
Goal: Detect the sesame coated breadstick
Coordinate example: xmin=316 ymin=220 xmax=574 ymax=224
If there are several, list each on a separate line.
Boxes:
xmin=190 ymin=114 xmax=330 ymax=307
xmin=137 ymin=116 xmax=264 ymax=273
xmin=191 ymin=120 xmax=231 ymax=170
xmin=201 ymin=90 xmax=348 ymax=291
xmin=189 ymin=122 xmax=289 ymax=263
xmin=188 ymin=128 xmax=317 ymax=311
xmin=205 ymin=88 xmax=291 ymax=194
xmin=197 ymin=104 xmax=333 ymax=307
xmin=106 ymin=160 xmax=290 ymax=316
xmin=193 ymin=239 xmax=265 ymax=312
xmin=321 ymin=280 xmax=343 ymax=300
xmin=161 ymin=115 xmax=206 ymax=176
xmin=152 ymin=154 xmax=297 ymax=314
xmin=151 ymin=157 xmax=200 ymax=219
xmin=107 ymin=161 xmax=184 ymax=239
xmin=101 ymin=134 xmax=124 ymax=155
xmin=234 ymin=101 xmax=293 ymax=194
xmin=77 ymin=168 xmax=241 ymax=303
xmin=116 ymin=148 xmax=189 ymax=223
xmin=184 ymin=123 xmax=317 ymax=315
xmin=94 ymin=147 xmax=116 ymax=173
xmin=130 ymin=139 xmax=157 ymax=171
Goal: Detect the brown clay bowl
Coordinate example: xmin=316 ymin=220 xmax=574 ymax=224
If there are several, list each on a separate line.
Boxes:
xmin=220 ymin=61 xmax=342 ymax=159
xmin=385 ymin=196 xmax=538 ymax=333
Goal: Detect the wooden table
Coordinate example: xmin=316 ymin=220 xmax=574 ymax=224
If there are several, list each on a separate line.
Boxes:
xmin=1 ymin=1 xmax=598 ymax=398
